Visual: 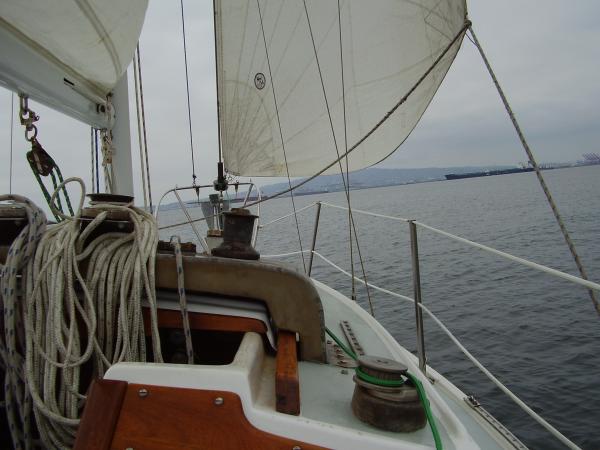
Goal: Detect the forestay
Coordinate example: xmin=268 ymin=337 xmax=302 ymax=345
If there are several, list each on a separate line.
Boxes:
xmin=0 ymin=0 xmax=148 ymax=127
xmin=215 ymin=0 xmax=467 ymax=177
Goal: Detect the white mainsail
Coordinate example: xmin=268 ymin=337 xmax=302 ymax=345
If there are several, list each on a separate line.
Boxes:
xmin=0 ymin=0 xmax=148 ymax=128
xmin=215 ymin=0 xmax=467 ymax=177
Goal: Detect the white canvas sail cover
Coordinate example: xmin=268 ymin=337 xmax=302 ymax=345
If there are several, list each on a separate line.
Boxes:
xmin=216 ymin=0 xmax=467 ymax=177
xmin=0 ymin=0 xmax=148 ymax=126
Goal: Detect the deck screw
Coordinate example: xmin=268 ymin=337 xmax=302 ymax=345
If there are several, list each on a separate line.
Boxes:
xmin=138 ymin=388 xmax=148 ymax=398
xmin=214 ymin=397 xmax=224 ymax=406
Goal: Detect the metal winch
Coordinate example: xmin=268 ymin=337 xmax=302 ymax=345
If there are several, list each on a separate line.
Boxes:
xmin=352 ymin=355 xmax=426 ymax=432
xmin=211 ymin=208 xmax=259 ymax=260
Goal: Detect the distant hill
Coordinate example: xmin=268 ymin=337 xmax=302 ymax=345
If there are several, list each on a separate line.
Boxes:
xmin=259 ymin=165 xmax=515 ymax=196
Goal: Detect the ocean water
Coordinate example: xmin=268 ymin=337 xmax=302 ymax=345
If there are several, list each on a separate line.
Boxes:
xmin=158 ymin=165 xmax=600 ymax=449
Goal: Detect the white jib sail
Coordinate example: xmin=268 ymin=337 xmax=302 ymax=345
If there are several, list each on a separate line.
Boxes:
xmin=215 ymin=0 xmax=467 ymax=177
xmin=0 ymin=0 xmax=148 ymax=127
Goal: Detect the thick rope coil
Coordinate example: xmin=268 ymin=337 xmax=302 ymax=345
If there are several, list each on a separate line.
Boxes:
xmin=0 ymin=195 xmax=47 ymax=450
xmin=1 ymin=178 xmax=163 ymax=449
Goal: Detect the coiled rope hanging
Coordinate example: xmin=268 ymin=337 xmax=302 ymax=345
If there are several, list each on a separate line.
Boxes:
xmin=0 ymin=194 xmax=47 ymax=449
xmin=1 ymin=179 xmax=163 ymax=449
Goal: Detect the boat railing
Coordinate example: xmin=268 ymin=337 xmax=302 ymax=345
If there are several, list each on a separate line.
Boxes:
xmin=260 ymin=200 xmax=597 ymax=450
xmin=155 ymin=182 xmax=262 ymax=249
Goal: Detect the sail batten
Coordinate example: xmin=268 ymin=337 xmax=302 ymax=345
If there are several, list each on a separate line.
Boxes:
xmin=216 ymin=0 xmax=467 ymax=177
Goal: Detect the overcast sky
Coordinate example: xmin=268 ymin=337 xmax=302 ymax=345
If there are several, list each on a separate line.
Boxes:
xmin=1 ymin=0 xmax=599 ymax=206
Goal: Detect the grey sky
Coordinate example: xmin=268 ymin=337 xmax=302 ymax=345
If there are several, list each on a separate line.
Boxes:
xmin=1 ymin=0 xmax=599 ymax=206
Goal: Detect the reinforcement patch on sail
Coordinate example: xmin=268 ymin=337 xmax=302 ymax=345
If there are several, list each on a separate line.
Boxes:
xmin=216 ymin=0 xmax=467 ymax=177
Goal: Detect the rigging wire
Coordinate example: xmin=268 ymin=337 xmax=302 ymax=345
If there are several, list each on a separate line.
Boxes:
xmin=135 ymin=43 xmax=154 ymax=212
xmin=256 ymin=0 xmax=307 ymax=273
xmin=94 ymin=128 xmax=100 ymax=193
xmin=179 ymin=0 xmax=198 ymax=185
xmin=338 ymin=0 xmax=355 ymax=301
xmin=303 ymin=0 xmax=373 ymax=313
xmin=9 ymin=92 xmax=14 ymax=194
xmin=213 ymin=0 xmax=223 ymax=166
xmin=134 ymin=46 xmax=149 ymax=211
xmin=90 ymin=127 xmax=95 ymax=193
xmin=337 ymin=0 xmax=356 ymax=301
xmin=468 ymin=25 xmax=599 ymax=315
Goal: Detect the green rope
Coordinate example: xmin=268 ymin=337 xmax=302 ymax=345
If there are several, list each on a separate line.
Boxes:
xmin=405 ymin=372 xmax=443 ymax=450
xmin=54 ymin=165 xmax=75 ymax=216
xmin=30 ymin=168 xmax=60 ymax=222
xmin=325 ymin=326 xmax=443 ymax=450
xmin=27 ymin=149 xmax=74 ymax=222
xmin=49 ymin=171 xmax=64 ymax=214
xmin=355 ymin=366 xmax=405 ymax=387
xmin=326 ymin=326 xmax=356 ymax=360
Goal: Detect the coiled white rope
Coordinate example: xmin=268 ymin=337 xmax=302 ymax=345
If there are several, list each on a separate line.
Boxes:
xmin=1 ymin=179 xmax=163 ymax=449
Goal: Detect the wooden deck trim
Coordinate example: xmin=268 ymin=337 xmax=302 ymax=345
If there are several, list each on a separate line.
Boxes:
xmin=143 ymin=308 xmax=267 ymax=335
xmin=73 ymin=379 xmax=127 ymax=450
xmin=111 ymin=384 xmax=325 ymax=449
xmin=276 ymin=330 xmax=300 ymax=415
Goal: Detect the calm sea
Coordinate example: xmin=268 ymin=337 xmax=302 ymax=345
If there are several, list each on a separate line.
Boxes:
xmin=158 ymin=165 xmax=600 ymax=450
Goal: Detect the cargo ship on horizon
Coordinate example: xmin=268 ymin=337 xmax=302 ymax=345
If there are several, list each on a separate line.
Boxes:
xmin=445 ymin=166 xmax=534 ymax=180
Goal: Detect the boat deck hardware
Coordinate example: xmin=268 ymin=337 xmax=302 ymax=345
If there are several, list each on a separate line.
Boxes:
xmin=352 ymin=355 xmax=425 ymax=432
xmin=157 ymin=240 xmax=196 ymax=255
xmin=212 ymin=208 xmax=260 ymax=260
xmin=340 ymin=320 xmax=365 ymax=357
xmin=465 ymin=395 xmax=528 ymax=449
xmin=326 ymin=339 xmax=357 ymax=368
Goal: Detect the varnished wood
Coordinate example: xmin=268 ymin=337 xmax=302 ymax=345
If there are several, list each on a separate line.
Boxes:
xmin=74 ymin=379 xmax=127 ymax=450
xmin=111 ymin=384 xmax=327 ymax=450
xmin=143 ymin=308 xmax=267 ymax=335
xmin=276 ymin=330 xmax=300 ymax=415
xmin=154 ymin=254 xmax=326 ymax=362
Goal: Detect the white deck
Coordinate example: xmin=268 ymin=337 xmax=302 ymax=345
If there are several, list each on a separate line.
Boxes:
xmin=106 ymin=279 xmax=523 ymax=449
